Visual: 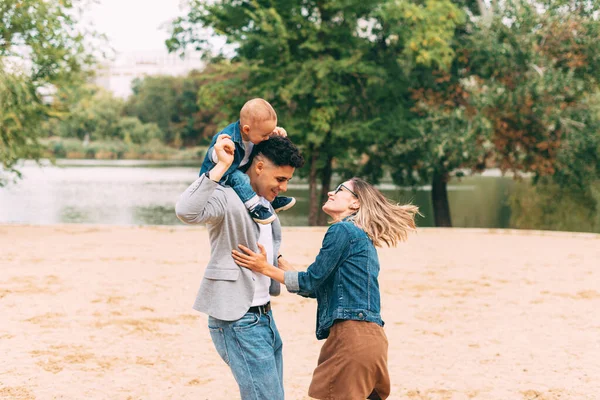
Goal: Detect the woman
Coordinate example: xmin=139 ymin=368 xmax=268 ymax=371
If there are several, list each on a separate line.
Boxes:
xmin=232 ymin=177 xmax=419 ymax=400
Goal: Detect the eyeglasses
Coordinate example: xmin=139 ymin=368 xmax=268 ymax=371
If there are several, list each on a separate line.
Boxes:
xmin=333 ymin=183 xmax=358 ymax=198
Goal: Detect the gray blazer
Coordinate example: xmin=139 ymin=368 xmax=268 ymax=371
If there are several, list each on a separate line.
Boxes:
xmin=175 ymin=174 xmax=281 ymax=321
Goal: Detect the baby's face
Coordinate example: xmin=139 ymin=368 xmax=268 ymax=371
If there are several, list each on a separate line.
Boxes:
xmin=243 ymin=119 xmax=277 ymax=144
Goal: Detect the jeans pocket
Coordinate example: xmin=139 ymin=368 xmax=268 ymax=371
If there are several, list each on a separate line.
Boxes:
xmin=208 ymin=327 xmax=230 ymax=365
xmin=232 ymin=312 xmax=261 ymax=332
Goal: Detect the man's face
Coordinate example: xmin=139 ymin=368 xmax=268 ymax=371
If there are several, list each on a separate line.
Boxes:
xmin=251 ymin=158 xmax=294 ymax=202
xmin=242 ymin=119 xmax=277 ymax=145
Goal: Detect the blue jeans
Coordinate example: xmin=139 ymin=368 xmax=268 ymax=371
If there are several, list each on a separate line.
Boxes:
xmin=208 ymin=310 xmax=284 ymax=399
xmin=226 ymin=169 xmax=257 ymax=204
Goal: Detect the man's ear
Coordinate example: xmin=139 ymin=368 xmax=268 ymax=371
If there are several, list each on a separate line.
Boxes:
xmin=242 ymin=124 xmax=250 ymax=134
xmin=254 ymin=159 xmax=265 ymax=175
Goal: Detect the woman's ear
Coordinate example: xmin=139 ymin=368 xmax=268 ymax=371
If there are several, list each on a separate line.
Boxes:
xmin=350 ymin=202 xmax=360 ymax=210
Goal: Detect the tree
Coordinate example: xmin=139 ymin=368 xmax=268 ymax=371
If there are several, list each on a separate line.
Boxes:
xmin=0 ymin=0 xmax=97 ymax=184
xmin=352 ymin=2 xmax=473 ymax=227
xmin=125 ymin=72 xmax=214 ymax=147
xmin=466 ymin=1 xmax=600 ymax=175
xmin=169 ymin=0 xmax=600 ymax=227
xmin=117 ymin=117 xmax=164 ymax=144
xmin=0 ymin=65 xmax=44 ymax=183
xmin=168 ymin=0 xmax=461 ymax=225
xmin=374 ymin=0 xmax=600 ymax=226
xmin=46 ymin=84 xmax=167 ymax=145
xmin=126 ymin=76 xmax=179 ymax=144
xmin=58 ymin=87 xmax=125 ymax=141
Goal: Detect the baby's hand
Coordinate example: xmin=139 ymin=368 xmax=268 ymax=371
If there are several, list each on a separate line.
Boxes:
xmin=213 ymin=134 xmax=235 ymax=165
xmin=271 ymin=126 xmax=287 ymax=137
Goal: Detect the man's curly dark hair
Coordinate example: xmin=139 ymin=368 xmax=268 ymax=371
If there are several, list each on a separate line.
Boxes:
xmin=253 ymin=136 xmax=305 ymax=168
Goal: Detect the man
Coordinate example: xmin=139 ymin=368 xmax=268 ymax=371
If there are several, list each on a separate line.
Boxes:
xmin=175 ymin=134 xmax=304 ymax=399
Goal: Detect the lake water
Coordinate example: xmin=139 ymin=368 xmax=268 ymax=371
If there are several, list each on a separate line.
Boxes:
xmin=0 ymin=160 xmax=516 ymax=227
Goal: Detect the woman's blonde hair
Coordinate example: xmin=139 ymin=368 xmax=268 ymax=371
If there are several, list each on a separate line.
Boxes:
xmin=347 ymin=177 xmax=420 ymax=247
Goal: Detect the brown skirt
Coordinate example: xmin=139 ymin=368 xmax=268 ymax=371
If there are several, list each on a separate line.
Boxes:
xmin=308 ymin=320 xmax=390 ymax=400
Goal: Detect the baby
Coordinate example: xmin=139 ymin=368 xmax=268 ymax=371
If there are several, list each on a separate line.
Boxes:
xmin=199 ymin=98 xmax=295 ymax=224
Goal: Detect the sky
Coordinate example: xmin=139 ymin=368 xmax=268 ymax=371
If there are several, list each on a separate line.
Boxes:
xmin=84 ymin=0 xmax=188 ymax=54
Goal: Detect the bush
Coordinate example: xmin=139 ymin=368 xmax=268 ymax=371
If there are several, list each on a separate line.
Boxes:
xmin=117 ymin=117 xmax=165 ymax=144
xmin=40 ymin=137 xmax=201 ymax=161
xmin=52 ymin=141 xmax=66 ymax=158
xmin=40 ymin=137 xmax=86 ymax=159
xmin=509 ymin=179 xmax=600 ymax=233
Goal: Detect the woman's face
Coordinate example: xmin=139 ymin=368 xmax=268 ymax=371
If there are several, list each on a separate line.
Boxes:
xmin=322 ymin=180 xmax=359 ymax=220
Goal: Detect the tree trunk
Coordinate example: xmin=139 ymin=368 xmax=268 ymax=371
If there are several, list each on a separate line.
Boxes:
xmin=316 ymin=153 xmax=334 ymax=225
xmin=431 ymin=171 xmax=452 ymax=227
xmin=308 ymin=145 xmax=320 ymax=226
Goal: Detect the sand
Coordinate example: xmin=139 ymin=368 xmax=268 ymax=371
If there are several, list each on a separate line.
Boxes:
xmin=0 ymin=225 xmax=599 ymax=400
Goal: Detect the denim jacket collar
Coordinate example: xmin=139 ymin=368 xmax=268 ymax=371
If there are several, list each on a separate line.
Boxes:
xmin=342 ymin=213 xmax=358 ymax=223
xmin=230 ymin=120 xmax=245 ymax=148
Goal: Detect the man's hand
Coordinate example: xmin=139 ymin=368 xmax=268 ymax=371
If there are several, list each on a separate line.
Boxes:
xmin=270 ymin=126 xmax=287 ymax=137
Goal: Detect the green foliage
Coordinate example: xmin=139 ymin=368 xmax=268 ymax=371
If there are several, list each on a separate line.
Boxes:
xmin=62 ymin=89 xmax=125 ymax=140
xmin=41 ymin=68 xmax=227 ymax=154
xmin=547 ymin=92 xmax=600 ymax=192
xmin=368 ymin=0 xmax=600 ymax=226
xmin=379 ymin=0 xmax=466 ymax=71
xmin=40 ymin=137 xmax=206 ymax=161
xmin=125 ymin=72 xmax=215 ymax=146
xmin=168 ymin=0 xmax=462 ymax=224
xmin=0 ymin=66 xmax=44 ymax=182
xmin=509 ymin=179 xmax=600 ymax=233
xmin=117 ymin=117 xmax=164 ymax=144
xmin=45 ymin=85 xmax=168 ymax=146
xmin=463 ymin=2 xmax=600 ymax=177
xmin=45 ymin=138 xmax=82 ymax=159
xmin=127 ymin=77 xmax=178 ymax=138
xmin=0 ymin=0 xmax=95 ymax=83
xmin=194 ymin=63 xmax=252 ymax=132
xmin=0 ymin=0 xmax=99 ymax=183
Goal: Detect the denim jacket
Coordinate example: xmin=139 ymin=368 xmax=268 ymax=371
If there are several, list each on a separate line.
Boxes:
xmin=284 ymin=219 xmax=384 ymax=339
xmin=199 ymin=120 xmax=247 ymax=177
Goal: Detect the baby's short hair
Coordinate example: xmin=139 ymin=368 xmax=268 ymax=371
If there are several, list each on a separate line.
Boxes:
xmin=240 ymin=98 xmax=277 ymax=124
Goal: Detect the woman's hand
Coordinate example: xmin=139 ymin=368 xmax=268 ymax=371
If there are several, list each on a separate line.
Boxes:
xmin=232 ymin=243 xmax=270 ymax=273
xmin=277 ymin=256 xmax=296 ymax=272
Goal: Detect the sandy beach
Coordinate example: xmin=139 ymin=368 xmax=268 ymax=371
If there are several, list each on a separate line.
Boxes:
xmin=1 ymin=224 xmax=599 ymax=400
